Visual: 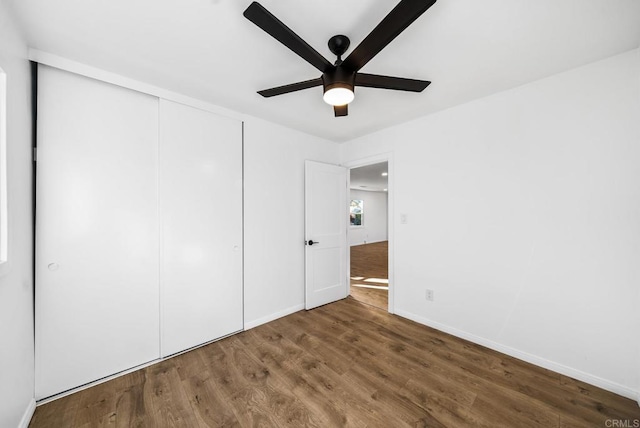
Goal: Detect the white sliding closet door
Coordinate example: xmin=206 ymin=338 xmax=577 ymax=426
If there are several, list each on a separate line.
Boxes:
xmin=159 ymin=100 xmax=243 ymax=357
xmin=35 ymin=66 xmax=160 ymax=399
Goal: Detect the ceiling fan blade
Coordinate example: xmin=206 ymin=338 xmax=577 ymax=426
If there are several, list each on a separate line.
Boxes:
xmin=334 ymin=105 xmax=348 ymax=117
xmin=342 ymin=0 xmax=436 ymax=72
xmin=257 ymin=78 xmax=323 ymax=97
xmin=355 ymin=73 xmax=431 ymax=92
xmin=243 ymin=2 xmax=333 ymax=73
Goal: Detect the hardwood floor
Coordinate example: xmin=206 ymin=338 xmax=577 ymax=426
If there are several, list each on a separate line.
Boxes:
xmin=30 ymin=298 xmax=640 ymax=427
xmin=350 ymin=241 xmax=388 ymax=311
xmin=349 ymin=286 xmax=388 ymax=310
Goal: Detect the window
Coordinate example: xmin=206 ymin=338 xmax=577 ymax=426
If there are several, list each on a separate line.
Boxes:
xmin=0 ymin=66 xmax=7 ymax=265
xmin=350 ymin=199 xmax=363 ymax=226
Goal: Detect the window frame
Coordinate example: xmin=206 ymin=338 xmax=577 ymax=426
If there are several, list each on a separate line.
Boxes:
xmin=350 ymin=199 xmax=364 ymax=227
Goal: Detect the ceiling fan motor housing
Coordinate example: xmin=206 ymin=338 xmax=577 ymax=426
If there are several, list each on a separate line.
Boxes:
xmin=322 ymin=66 xmax=356 ymax=96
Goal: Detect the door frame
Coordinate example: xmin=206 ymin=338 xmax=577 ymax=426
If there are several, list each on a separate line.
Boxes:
xmin=343 ymin=152 xmax=394 ymax=314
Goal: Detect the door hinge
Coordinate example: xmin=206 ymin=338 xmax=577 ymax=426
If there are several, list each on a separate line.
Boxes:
xmin=33 ymin=147 xmax=37 ymax=162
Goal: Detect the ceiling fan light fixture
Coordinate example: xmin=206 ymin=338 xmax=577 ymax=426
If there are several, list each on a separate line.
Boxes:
xmin=244 ymin=0 xmax=436 ymax=116
xmin=323 ymin=84 xmax=354 ymax=106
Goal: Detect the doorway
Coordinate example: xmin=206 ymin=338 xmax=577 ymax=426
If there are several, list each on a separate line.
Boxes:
xmin=348 ymin=161 xmax=389 ymax=311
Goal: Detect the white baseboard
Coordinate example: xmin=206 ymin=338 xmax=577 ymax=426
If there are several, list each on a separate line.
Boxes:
xmin=350 ymin=239 xmax=387 ymax=247
xmin=395 ymin=309 xmax=639 ymax=402
xmin=244 ymin=303 xmax=305 ymax=330
xmin=18 ymin=398 xmax=36 ymax=428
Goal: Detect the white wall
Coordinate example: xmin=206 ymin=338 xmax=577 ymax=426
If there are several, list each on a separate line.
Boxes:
xmin=243 ymin=118 xmax=338 ymax=328
xmin=341 ymin=49 xmax=640 ymax=400
xmin=349 ymin=189 xmax=388 ymax=246
xmin=0 ymin=0 xmax=36 ymax=426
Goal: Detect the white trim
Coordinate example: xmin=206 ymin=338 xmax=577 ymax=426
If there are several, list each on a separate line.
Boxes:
xmin=0 ymin=65 xmax=8 ymax=275
xmin=346 ymin=166 xmax=352 ymax=307
xmin=349 ymin=238 xmax=387 ymax=246
xmin=18 ymin=399 xmax=36 ymax=428
xmin=342 ymin=152 xmax=394 ymax=314
xmin=395 ymin=309 xmax=639 ymax=402
xmin=157 ymin=98 xmax=163 ymax=360
xmin=244 ymin=303 xmax=305 ymax=330
xmin=342 ymin=153 xmax=393 ymax=170
xmin=28 ymin=49 xmax=245 ymax=123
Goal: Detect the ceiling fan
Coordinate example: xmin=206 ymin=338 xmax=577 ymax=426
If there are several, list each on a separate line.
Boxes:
xmin=243 ymin=0 xmax=436 ymax=117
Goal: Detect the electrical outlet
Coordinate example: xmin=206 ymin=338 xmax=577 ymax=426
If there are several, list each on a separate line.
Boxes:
xmin=425 ymin=289 xmax=434 ymax=301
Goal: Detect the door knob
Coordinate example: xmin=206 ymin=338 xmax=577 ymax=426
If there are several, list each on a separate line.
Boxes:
xmin=48 ymin=263 xmax=59 ymax=271
xmin=306 ymin=240 xmax=319 ymax=246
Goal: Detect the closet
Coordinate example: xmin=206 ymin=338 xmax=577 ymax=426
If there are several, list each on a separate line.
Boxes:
xmin=158 ymin=99 xmax=243 ymax=357
xmin=35 ymin=65 xmax=243 ymax=400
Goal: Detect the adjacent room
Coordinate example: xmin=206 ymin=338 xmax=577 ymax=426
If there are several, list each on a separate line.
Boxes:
xmin=349 ymin=162 xmax=389 ymax=311
xmin=1 ymin=0 xmax=639 ymax=426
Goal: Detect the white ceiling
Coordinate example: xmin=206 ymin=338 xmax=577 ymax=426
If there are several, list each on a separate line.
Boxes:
xmin=10 ymin=0 xmax=640 ymax=142
xmin=350 ymin=162 xmax=388 ymax=192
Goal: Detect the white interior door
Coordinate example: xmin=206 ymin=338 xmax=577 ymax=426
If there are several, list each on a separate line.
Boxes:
xmin=305 ymin=160 xmax=348 ymax=309
xmin=35 ymin=66 xmax=160 ymax=399
xmin=159 ymin=100 xmax=243 ymax=357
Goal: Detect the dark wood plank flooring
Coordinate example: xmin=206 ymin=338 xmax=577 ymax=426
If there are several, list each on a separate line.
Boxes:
xmin=349 ymin=286 xmax=388 ymax=310
xmin=350 ymin=241 xmax=388 ymax=311
xmin=30 ymin=298 xmax=640 ymax=427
